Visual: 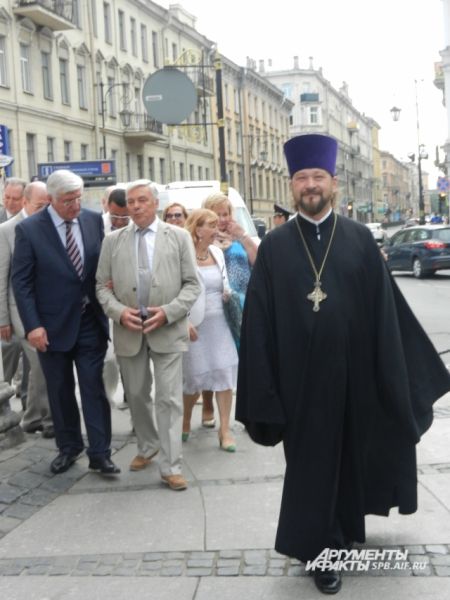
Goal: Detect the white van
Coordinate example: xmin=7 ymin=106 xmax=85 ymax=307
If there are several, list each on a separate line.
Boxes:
xmin=157 ymin=180 xmax=258 ymax=238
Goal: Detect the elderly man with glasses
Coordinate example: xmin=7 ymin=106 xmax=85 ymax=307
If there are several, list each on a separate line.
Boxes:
xmin=12 ymin=169 xmax=119 ymax=477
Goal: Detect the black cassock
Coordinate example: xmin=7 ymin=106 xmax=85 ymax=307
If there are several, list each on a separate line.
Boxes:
xmin=236 ymin=212 xmax=450 ymax=562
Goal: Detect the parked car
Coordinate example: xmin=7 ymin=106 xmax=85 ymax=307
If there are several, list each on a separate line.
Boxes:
xmin=366 ymin=222 xmax=388 ymax=245
xmin=384 ymin=225 xmax=450 ymax=278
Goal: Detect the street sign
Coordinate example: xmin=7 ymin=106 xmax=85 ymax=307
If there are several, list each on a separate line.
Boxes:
xmin=0 ymin=154 xmax=13 ymax=168
xmin=437 ymin=176 xmax=449 ymax=192
xmin=37 ymin=160 xmax=116 ymax=188
xmin=142 ymin=68 xmax=197 ymax=125
xmin=0 ymin=125 xmax=12 ymax=176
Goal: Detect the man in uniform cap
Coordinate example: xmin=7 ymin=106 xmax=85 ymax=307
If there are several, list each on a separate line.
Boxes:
xmin=272 ymin=203 xmax=293 ymax=227
xmin=236 ymin=133 xmax=450 ymax=594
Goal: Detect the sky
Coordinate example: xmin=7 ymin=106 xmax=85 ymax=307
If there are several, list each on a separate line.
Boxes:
xmin=162 ymin=0 xmax=448 ymax=186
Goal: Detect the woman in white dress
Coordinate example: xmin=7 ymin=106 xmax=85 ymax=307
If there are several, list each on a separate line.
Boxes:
xmin=182 ymin=209 xmax=238 ymax=452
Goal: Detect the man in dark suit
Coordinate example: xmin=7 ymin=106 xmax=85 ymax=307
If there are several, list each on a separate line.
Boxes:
xmin=12 ymin=169 xmax=120 ymax=476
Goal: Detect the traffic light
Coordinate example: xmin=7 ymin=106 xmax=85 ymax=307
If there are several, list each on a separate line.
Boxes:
xmin=438 ymin=192 xmax=446 ymax=215
xmin=347 ymin=201 xmax=353 ymax=219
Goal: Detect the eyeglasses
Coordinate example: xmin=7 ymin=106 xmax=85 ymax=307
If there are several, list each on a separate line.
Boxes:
xmin=110 ymin=214 xmax=130 ymax=221
xmin=166 ymin=212 xmax=183 ymax=219
xmin=59 ymin=196 xmax=82 ymax=207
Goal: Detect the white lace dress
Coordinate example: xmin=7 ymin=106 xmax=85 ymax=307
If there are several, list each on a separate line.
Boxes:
xmin=183 ymin=264 xmax=238 ymax=394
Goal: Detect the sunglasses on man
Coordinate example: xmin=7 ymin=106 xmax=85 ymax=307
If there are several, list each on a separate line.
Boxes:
xmin=110 ymin=214 xmax=130 ymax=221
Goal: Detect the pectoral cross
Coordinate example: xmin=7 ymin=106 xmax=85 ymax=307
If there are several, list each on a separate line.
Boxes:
xmin=307 ymin=280 xmax=327 ymax=312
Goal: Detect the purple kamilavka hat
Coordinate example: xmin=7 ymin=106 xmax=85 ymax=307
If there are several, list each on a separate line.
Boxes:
xmin=284 ymin=134 xmax=338 ymax=177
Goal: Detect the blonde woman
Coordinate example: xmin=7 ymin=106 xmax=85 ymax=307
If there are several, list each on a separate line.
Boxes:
xmin=199 ymin=193 xmax=259 ymax=426
xmin=182 ymin=209 xmax=238 ymax=452
xmin=203 ymin=193 xmax=258 ymax=305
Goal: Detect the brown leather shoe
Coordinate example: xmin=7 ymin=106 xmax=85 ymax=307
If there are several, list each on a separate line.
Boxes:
xmin=161 ymin=474 xmax=188 ymax=491
xmin=129 ymin=451 xmax=158 ymax=471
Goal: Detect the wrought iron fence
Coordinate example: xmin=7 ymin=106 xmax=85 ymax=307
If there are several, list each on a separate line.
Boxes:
xmin=18 ymin=0 xmax=74 ymax=22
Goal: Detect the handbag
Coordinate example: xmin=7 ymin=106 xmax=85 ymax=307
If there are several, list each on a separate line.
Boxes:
xmin=223 ymin=290 xmax=243 ymax=349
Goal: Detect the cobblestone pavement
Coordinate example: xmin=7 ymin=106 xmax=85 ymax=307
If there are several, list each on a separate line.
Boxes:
xmin=0 ymin=545 xmax=449 ymax=578
xmin=0 ymin=435 xmax=130 ymax=541
xmin=1 ymin=417 xmax=450 ymax=580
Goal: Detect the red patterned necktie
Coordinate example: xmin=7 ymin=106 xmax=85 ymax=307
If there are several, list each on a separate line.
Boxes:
xmin=65 ymin=221 xmax=83 ymax=278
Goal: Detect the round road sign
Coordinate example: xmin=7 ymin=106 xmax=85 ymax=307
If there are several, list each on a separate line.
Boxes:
xmin=142 ymin=68 xmax=197 ymax=125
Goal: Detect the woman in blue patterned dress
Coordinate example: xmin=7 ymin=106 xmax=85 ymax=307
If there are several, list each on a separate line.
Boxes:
xmin=197 ymin=194 xmax=259 ymax=427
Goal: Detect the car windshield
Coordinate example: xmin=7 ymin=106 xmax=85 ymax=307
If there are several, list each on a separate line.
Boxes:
xmin=235 ymin=207 xmax=257 ymax=236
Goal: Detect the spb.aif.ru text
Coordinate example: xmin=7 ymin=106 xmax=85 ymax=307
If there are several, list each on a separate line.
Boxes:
xmin=306 ymin=548 xmax=428 ymax=572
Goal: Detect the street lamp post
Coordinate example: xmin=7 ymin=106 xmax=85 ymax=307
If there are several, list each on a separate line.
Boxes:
xmin=390 ymin=80 xmax=427 ymax=225
xmin=99 ymin=81 xmax=133 ymax=159
xmin=245 ymin=133 xmax=269 ymax=216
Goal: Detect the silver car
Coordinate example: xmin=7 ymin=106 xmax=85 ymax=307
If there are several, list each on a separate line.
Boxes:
xmin=366 ymin=222 xmax=388 ymax=245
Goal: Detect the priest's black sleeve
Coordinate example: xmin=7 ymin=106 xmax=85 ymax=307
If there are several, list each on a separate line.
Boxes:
xmin=374 ymin=255 xmax=450 ymax=441
xmin=235 ymin=239 xmax=286 ymax=446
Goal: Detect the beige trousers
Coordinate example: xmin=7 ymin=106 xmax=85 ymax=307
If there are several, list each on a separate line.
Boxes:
xmin=21 ymin=338 xmax=52 ymax=429
xmin=117 ymin=336 xmax=184 ymax=476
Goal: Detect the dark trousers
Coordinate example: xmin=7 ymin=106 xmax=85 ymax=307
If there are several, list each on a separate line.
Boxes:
xmin=38 ymin=306 xmax=111 ymax=459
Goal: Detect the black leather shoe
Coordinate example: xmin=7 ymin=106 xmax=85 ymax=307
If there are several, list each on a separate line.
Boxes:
xmin=313 ymin=569 xmax=342 ymax=594
xmin=50 ymin=452 xmax=79 ymax=475
xmin=88 ymin=457 xmax=121 ymax=475
xmin=23 ymin=421 xmax=44 ymax=434
xmin=42 ymin=426 xmax=55 ymax=439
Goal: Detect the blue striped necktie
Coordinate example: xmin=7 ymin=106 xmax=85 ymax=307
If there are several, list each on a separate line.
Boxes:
xmin=137 ymin=227 xmax=151 ymax=314
xmin=65 ymin=221 xmax=83 ymax=278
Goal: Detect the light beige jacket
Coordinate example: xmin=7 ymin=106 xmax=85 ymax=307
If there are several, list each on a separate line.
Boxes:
xmin=0 ymin=211 xmax=26 ymax=337
xmin=96 ymin=220 xmax=201 ymax=356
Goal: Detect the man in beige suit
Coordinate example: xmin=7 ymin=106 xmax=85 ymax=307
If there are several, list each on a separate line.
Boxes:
xmin=0 ymin=181 xmax=53 ymax=435
xmin=96 ymin=180 xmax=200 ymax=490
xmin=0 ymin=177 xmax=28 ymax=403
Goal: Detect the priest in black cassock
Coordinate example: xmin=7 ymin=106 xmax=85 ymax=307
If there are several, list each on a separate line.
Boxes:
xmin=235 ymin=133 xmax=450 ymax=595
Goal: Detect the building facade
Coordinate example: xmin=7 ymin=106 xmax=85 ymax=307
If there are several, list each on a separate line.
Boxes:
xmin=0 ymin=0 xmax=217 ymax=191
xmin=208 ymin=57 xmax=293 ymax=224
xmin=262 ymin=56 xmax=381 ymax=222
xmin=438 ymin=0 xmax=450 ymax=176
xmin=380 ymin=151 xmax=430 ymax=221
xmin=0 ymin=0 xmax=292 ymax=223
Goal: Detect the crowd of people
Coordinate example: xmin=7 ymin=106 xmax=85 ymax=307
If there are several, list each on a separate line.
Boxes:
xmin=0 ymin=169 xmax=257 ymax=490
xmin=1 ymin=133 xmax=449 ymax=596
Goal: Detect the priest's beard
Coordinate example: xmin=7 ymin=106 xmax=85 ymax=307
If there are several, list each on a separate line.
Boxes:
xmin=294 ymin=189 xmax=334 ymax=217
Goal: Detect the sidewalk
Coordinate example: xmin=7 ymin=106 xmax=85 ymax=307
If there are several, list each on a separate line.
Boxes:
xmin=0 ymin=390 xmax=450 ymax=600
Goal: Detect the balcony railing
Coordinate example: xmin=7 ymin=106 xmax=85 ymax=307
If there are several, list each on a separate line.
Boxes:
xmin=14 ymin=0 xmax=75 ymax=30
xmin=123 ymin=114 xmax=165 ymax=141
xmin=195 ymin=72 xmax=215 ymax=96
xmin=127 ymin=114 xmax=164 ymax=134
